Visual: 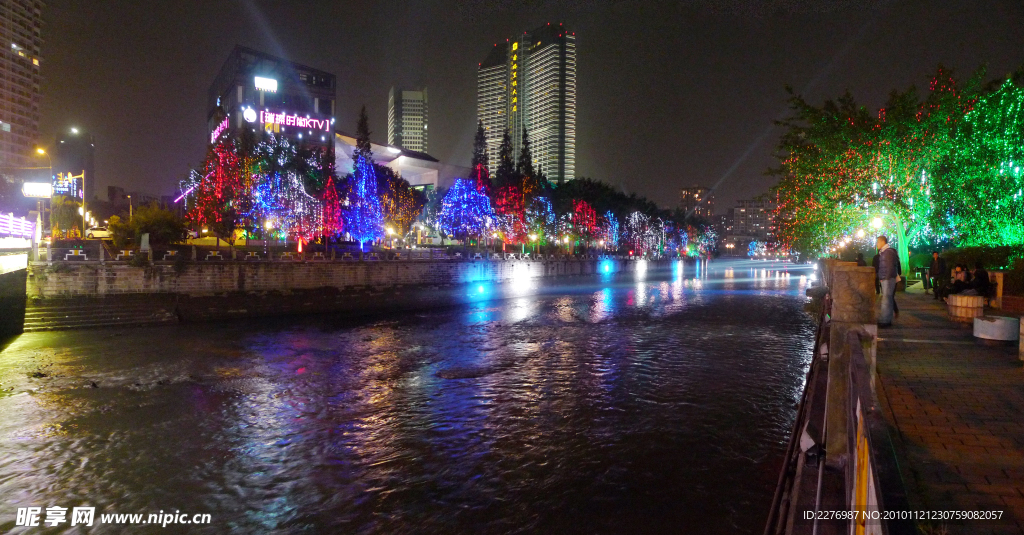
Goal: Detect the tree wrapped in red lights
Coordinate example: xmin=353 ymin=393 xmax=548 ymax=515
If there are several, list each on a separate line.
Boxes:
xmin=183 ymin=139 xmax=245 ymax=244
xmin=770 ymin=65 xmax=978 ymax=265
xmin=571 ymin=199 xmax=598 ymax=246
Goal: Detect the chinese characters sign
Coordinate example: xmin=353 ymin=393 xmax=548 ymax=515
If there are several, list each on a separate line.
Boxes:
xmin=259 ymin=110 xmax=330 ymax=131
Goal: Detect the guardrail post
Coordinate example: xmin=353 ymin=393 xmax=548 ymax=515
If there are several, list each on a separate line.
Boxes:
xmin=825 ymin=265 xmax=877 ymax=469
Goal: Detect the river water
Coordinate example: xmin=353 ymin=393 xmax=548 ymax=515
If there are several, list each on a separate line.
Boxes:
xmin=0 ymin=259 xmax=815 ymax=534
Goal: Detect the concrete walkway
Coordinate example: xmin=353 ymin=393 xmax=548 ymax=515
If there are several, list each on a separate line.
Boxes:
xmin=876 ymin=287 xmax=1024 ymax=534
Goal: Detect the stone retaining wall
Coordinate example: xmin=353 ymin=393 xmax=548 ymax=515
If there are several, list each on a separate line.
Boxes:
xmin=27 ymin=258 xmax=632 ymax=298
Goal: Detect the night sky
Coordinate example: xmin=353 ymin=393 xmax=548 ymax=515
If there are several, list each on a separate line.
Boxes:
xmin=39 ymin=0 xmax=1024 ymax=213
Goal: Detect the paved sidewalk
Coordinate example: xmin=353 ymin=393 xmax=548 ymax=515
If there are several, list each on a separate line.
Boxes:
xmin=876 ymin=288 xmax=1024 ymax=534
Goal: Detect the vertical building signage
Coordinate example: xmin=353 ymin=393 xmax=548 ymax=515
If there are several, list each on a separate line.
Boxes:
xmin=52 ymin=172 xmax=83 ymax=199
xmin=210 ymin=116 xmax=229 ymax=144
xmin=510 ymin=41 xmax=518 ymax=113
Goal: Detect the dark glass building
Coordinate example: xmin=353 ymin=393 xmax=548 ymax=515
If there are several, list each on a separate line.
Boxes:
xmin=208 ymin=46 xmax=336 ymax=150
xmin=54 ymin=129 xmax=95 ymax=201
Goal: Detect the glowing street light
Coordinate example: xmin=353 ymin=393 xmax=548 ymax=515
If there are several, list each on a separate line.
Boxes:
xmin=855 ymin=228 xmax=866 ymax=238
xmin=870 ymin=217 xmax=883 ymax=230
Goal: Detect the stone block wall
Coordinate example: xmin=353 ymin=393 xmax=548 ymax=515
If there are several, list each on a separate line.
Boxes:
xmin=26 ymin=258 xmax=633 ymax=298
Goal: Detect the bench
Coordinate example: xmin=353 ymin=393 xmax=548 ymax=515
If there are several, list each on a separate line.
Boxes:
xmin=244 ymin=251 xmax=261 ymax=261
xmin=205 ymin=252 xmax=223 ymax=261
xmin=279 ymin=252 xmax=296 ymax=261
xmin=162 ymin=251 xmax=179 ymax=261
xmin=116 ymin=250 xmax=134 ymax=261
xmin=341 ymin=252 xmax=355 ymax=261
xmin=367 ymin=253 xmax=381 ymax=261
xmin=472 ymin=252 xmax=483 ymax=260
xmin=312 ymin=252 xmax=326 ymax=261
xmin=491 ymin=253 xmax=501 ymax=260
xmin=65 ymin=249 xmax=88 ymax=261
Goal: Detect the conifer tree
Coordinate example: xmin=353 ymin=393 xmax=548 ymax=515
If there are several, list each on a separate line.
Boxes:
xmin=494 ymin=129 xmax=515 ymax=190
xmin=355 ymin=105 xmax=373 ymax=162
xmin=470 ymin=120 xmax=491 ymax=195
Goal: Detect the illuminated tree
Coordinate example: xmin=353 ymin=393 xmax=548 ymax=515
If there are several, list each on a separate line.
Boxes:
xmin=932 ymin=77 xmax=1024 ymax=246
xmin=376 ymin=164 xmax=427 ymax=235
xmin=470 ymin=120 xmax=492 ymax=196
xmin=344 ymin=154 xmax=384 ymax=250
xmin=437 ymin=178 xmax=494 ymax=240
xmin=771 ymin=66 xmax=977 ymax=267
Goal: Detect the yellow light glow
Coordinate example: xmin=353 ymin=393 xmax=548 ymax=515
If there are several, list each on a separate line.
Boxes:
xmin=870 ymin=217 xmax=883 ymax=229
xmin=35 ymin=148 xmax=45 ymax=155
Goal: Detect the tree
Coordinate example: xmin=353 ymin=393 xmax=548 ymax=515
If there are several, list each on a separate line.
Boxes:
xmin=493 ymin=129 xmax=515 ymax=190
xmin=111 ymin=203 xmax=187 ymax=249
xmin=770 ymin=66 xmax=977 ymax=267
xmin=355 ymin=105 xmax=373 ymax=162
xmin=437 ymin=178 xmax=494 ymax=240
xmin=376 ymin=163 xmax=427 ymax=235
xmin=470 ymin=120 xmax=491 ymax=196
xmin=50 ymin=195 xmax=82 ymax=239
xmin=932 ymin=76 xmax=1024 ymax=246
xmin=516 ymin=128 xmax=535 ymax=180
xmin=344 ymin=155 xmax=384 ymax=250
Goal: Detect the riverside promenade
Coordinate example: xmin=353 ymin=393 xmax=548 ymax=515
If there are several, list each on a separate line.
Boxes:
xmin=877 ymin=287 xmax=1024 ymax=534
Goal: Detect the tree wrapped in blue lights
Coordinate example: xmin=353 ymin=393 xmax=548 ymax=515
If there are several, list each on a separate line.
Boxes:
xmin=437 ymin=178 xmax=494 ymax=240
xmin=344 ymin=154 xmax=384 ymax=250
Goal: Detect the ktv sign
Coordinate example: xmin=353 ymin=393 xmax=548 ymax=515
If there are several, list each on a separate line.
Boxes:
xmin=258 ymin=110 xmax=331 ymax=132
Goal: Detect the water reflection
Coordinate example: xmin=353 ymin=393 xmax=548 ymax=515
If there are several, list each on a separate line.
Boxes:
xmin=0 ymin=260 xmax=815 ymax=535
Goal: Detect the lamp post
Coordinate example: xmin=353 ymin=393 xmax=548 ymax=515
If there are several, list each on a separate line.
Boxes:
xmin=34 ymin=148 xmax=52 ymax=234
xmin=126 ymin=195 xmax=132 ymax=221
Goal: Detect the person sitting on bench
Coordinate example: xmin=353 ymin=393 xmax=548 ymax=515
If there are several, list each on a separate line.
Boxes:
xmin=960 ymin=261 xmax=989 ymax=296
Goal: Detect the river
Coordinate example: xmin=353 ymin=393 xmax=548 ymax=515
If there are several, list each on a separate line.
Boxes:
xmin=0 ymin=259 xmax=815 ymax=534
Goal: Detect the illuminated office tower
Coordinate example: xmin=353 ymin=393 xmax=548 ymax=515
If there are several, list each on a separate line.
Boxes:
xmin=388 ymin=87 xmax=429 ymax=153
xmin=0 ymin=0 xmax=43 ymax=171
xmin=477 ymin=23 xmax=576 ymax=184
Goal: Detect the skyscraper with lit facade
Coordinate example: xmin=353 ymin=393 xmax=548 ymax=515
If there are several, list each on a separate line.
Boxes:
xmin=0 ymin=0 xmax=43 ymax=171
xmin=388 ymin=87 xmax=429 ymax=153
xmin=477 ymin=23 xmax=576 ymax=184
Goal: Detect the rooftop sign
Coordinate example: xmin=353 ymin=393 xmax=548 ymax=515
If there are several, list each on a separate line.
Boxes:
xmin=254 ymin=76 xmax=278 ymax=92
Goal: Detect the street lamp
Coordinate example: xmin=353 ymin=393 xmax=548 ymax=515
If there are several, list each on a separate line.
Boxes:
xmin=126 ymin=194 xmax=132 ymax=221
xmin=870 ymin=217 xmax=883 ymax=230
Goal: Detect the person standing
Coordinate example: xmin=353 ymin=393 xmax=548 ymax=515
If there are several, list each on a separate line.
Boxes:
xmin=876 ymin=236 xmax=900 ymax=327
xmin=928 ymin=251 xmax=947 ymax=300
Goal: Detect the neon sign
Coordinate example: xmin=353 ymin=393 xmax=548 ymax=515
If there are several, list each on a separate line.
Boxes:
xmin=52 ymin=172 xmax=83 ymax=199
xmin=254 ymin=76 xmax=278 ymax=92
xmin=210 ymin=116 xmax=229 ymax=143
xmin=260 ymin=110 xmax=330 ymax=131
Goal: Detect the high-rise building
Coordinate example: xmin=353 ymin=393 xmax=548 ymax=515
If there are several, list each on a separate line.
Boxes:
xmin=731 ymin=198 xmax=778 ymax=241
xmin=388 ymin=87 xmax=428 ymax=153
xmin=678 ymin=186 xmax=714 ymax=219
xmin=477 ymin=23 xmax=576 ymax=184
xmin=208 ymin=46 xmax=336 ymax=152
xmin=0 ymin=0 xmax=43 ymax=172
xmin=54 ymin=129 xmax=95 ymax=201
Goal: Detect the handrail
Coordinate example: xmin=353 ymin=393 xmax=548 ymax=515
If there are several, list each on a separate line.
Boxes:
xmin=845 ymin=330 xmax=915 ymax=535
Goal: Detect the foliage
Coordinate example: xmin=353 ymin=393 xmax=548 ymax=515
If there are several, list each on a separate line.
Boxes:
xmin=376 ymin=164 xmax=427 ymax=235
xmin=107 ymin=205 xmax=187 ymax=248
xmin=344 ymin=155 xmax=384 ymax=249
xmin=50 ymin=195 xmax=82 ymax=239
xmin=437 ymin=178 xmax=494 ymax=239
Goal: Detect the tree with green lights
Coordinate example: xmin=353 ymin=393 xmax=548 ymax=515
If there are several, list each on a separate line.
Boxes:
xmin=932 ymin=76 xmax=1024 ymax=246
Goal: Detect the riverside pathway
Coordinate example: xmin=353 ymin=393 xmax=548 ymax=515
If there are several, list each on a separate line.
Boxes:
xmin=876 ymin=287 xmax=1024 ymax=534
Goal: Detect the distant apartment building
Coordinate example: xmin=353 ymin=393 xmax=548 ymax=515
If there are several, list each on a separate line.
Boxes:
xmin=0 ymin=0 xmax=43 ymax=172
xmin=730 ymin=197 xmax=778 ymax=241
xmin=387 ymin=87 xmax=428 ymax=153
xmin=478 ymin=23 xmax=576 ymax=183
xmin=678 ymin=186 xmax=714 ymax=219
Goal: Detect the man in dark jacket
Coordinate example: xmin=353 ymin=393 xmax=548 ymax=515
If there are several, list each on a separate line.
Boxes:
xmin=876 ymin=236 xmax=900 ymax=326
xmin=928 ymin=251 xmax=947 ymax=300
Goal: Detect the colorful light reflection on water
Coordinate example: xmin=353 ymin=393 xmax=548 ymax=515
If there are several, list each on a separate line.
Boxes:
xmin=0 ymin=259 xmax=816 ymax=534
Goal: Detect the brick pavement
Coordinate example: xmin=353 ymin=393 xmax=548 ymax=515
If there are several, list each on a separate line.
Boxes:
xmin=876 ymin=287 xmax=1024 ymax=534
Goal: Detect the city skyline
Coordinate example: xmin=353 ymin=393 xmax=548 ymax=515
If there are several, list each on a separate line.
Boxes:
xmin=32 ymin=0 xmax=1024 ymax=213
